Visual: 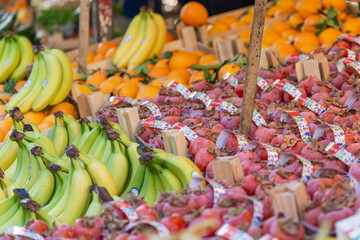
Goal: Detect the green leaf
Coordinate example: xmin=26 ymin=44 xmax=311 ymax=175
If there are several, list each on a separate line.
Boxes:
xmin=327 ymin=5 xmax=340 ymax=20
xmin=133 ymin=61 xmax=151 ymax=74
xmin=189 ymin=64 xmax=221 ymax=71
xmin=3 ymin=79 xmax=17 ymax=95
xmin=164 ymin=51 xmax=173 ymax=59
xmin=239 ymin=10 xmax=249 ymax=19
xmin=204 ymin=69 xmax=212 ymax=82
xmin=295 ymin=23 xmax=304 ymax=31
xmin=80 ymin=82 xmax=99 ymax=91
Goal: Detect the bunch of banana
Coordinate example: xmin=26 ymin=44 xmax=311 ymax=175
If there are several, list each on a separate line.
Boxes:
xmin=0 ymin=33 xmax=33 ymax=83
xmin=6 ymin=46 xmax=73 ymax=113
xmin=113 ymin=8 xmax=166 ymax=68
xmin=122 ymin=147 xmax=203 ymax=205
xmin=84 ymin=184 xmax=115 ymax=216
xmin=50 ymin=111 xmax=68 ymax=156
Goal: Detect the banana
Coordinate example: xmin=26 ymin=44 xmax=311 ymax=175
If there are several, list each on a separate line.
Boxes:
xmin=0 ymin=37 xmax=6 ymax=58
xmin=10 ymin=35 xmax=33 ymax=81
xmin=58 ymin=158 xmax=92 ymax=226
xmin=63 ymin=115 xmax=81 ymax=145
xmin=107 ymin=140 xmax=129 ymax=195
xmin=116 ymin=11 xmax=147 ymax=68
xmin=0 ymin=37 xmax=21 ymax=83
xmin=0 ymin=203 xmax=25 ymax=233
xmin=0 ymin=185 xmax=6 ymax=201
xmin=12 ymin=141 xmax=31 ymax=187
xmin=151 ymin=164 xmax=183 ymax=193
xmin=142 ymin=153 xmax=203 ymax=188
xmin=121 ymin=164 xmax=145 ymax=197
xmin=22 ymin=120 xmax=41 ymax=133
xmin=42 ymin=164 xmax=67 ymax=213
xmin=0 ymin=37 xmax=10 ymax=68
xmin=66 ymin=145 xmax=117 ymax=196
xmin=139 ymin=166 xmax=157 ymax=205
xmin=22 ymin=152 xmax=40 ymax=191
xmin=31 ymin=50 xmax=62 ymax=111
xmin=0 ymin=139 xmax=18 ymax=171
xmin=71 ymin=118 xmax=90 ymax=147
xmin=36 ymin=206 xmax=60 ymax=226
xmin=0 ymin=195 xmax=17 ymax=215
xmin=101 ymin=118 xmax=130 ymax=142
xmin=84 ymin=189 xmax=102 ymax=216
xmin=28 ymin=146 xmax=55 ymax=206
xmin=16 ymin=51 xmax=46 ymax=113
xmin=46 ymin=49 xmax=73 ymax=106
xmin=148 ymin=11 xmax=167 ymax=58
xmin=77 ymin=124 xmax=101 ymax=154
xmin=152 ymin=166 xmax=165 ymax=198
xmin=127 ymin=12 xmax=158 ymax=67
xmin=41 ymin=150 xmax=70 ymax=171
xmin=50 ymin=111 xmax=68 ymax=156
xmin=0 ymin=171 xmax=19 ymax=197
xmin=24 ymin=131 xmax=57 ymax=155
xmin=6 ymin=53 xmax=40 ymax=111
xmin=113 ymin=12 xmax=143 ymax=66
xmin=88 ymin=130 xmax=107 ymax=159
xmin=119 ymin=141 xmax=140 ymax=193
xmin=100 ymin=138 xmax=112 ymax=165
xmin=0 ymin=200 xmax=21 ymax=229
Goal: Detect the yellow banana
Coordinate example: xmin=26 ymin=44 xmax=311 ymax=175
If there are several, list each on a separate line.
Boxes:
xmin=47 ymin=49 xmax=73 ymax=106
xmin=127 ymin=12 xmax=158 ymax=67
xmin=10 ymin=35 xmax=33 ymax=81
xmin=24 ymin=131 xmax=57 ymax=155
xmin=31 ymin=50 xmax=62 ymax=111
xmin=116 ymin=11 xmax=147 ymax=68
xmin=50 ymin=111 xmax=68 ymax=156
xmin=113 ymin=12 xmax=143 ymax=65
xmin=148 ymin=12 xmax=167 ymax=58
xmin=0 ymin=37 xmax=21 ymax=82
xmin=0 ymin=37 xmax=6 ymax=58
xmin=63 ymin=115 xmax=81 ymax=145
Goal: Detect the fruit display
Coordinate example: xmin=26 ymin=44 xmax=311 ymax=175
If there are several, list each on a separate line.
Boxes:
xmin=0 ymin=34 xmax=33 ymax=83
xmin=6 ymin=46 xmax=73 ymax=113
xmin=113 ymin=8 xmax=166 ymax=68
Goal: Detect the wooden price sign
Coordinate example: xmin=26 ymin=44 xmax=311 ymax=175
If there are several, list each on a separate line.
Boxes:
xmin=239 ymin=0 xmax=267 ymax=136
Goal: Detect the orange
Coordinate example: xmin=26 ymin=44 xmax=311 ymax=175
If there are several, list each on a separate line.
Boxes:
xmin=78 ymin=84 xmax=94 ymax=96
xmin=3 ymin=127 xmax=13 ymax=142
xmin=169 ymin=51 xmax=199 ymax=70
xmin=238 ymin=30 xmax=251 ymax=43
xmin=87 ymin=52 xmax=95 ymax=63
xmin=107 ymin=75 xmax=123 ymax=84
xmin=105 ymin=47 xmax=117 ymax=59
xmin=219 ymin=16 xmax=239 ymax=27
xmin=266 ymin=6 xmax=280 ymax=17
xmin=296 ymin=0 xmax=322 ymax=18
xmin=218 ymin=63 xmax=241 ymax=80
xmin=282 ymin=29 xmax=301 ymax=41
xmin=189 ymin=71 xmax=206 ymax=84
xmin=0 ymin=119 xmax=12 ymax=134
xmin=114 ymin=82 xmax=139 ymax=99
xmin=342 ymin=18 xmax=360 ymax=35
xmin=38 ymin=121 xmax=54 ymax=131
xmin=0 ymin=105 xmax=6 ymax=115
xmin=99 ymin=79 xmax=120 ymax=95
xmin=263 ymin=29 xmax=281 ymax=45
xmin=273 ymin=38 xmax=288 ymax=45
xmin=319 ymin=28 xmax=342 ymax=45
xmin=150 ymin=80 xmax=164 ymax=88
xmin=50 ymin=102 xmax=79 ymax=119
xmin=73 ymin=73 xmax=82 ymax=80
xmin=302 ymin=15 xmax=322 ymax=33
xmin=23 ymin=111 xmax=46 ymax=125
xmin=231 ymin=21 xmax=247 ymax=29
xmin=271 ymin=21 xmax=292 ymax=34
xmin=240 ymin=13 xmax=253 ymax=24
xmin=212 ymin=22 xmax=230 ymax=31
xmin=165 ymin=32 xmax=176 ymax=43
xmin=288 ymin=13 xmax=304 ymax=28
xmin=273 ymin=43 xmax=297 ymax=61
xmin=274 ymin=8 xmax=293 ymax=17
xmin=0 ymin=85 xmax=4 ymax=94
xmin=72 ymin=61 xmax=78 ymax=69
xmin=294 ymin=32 xmax=320 ymax=50
xmin=300 ymin=44 xmax=320 ymax=53
xmin=148 ymin=67 xmax=170 ymax=79
xmin=93 ymin=52 xmax=106 ymax=63
xmin=321 ymin=39 xmax=334 ymax=50
xmin=41 ymin=114 xmax=55 ymax=125
xmin=193 ymin=50 xmax=206 ymax=58
xmin=85 ymin=70 xmax=107 ymax=88
xmin=129 ymin=77 xmax=145 ymax=85
xmin=153 ymin=59 xmax=169 ymax=69
xmin=14 ymin=80 xmax=26 ymax=91
xmin=167 ymin=69 xmax=191 ymax=83
xmin=276 ymin=0 xmax=296 ymax=11
xmin=96 ymin=41 xmax=118 ymax=54
xmin=180 ymin=1 xmax=208 ymax=27
xmin=323 ymin=0 xmax=346 ymax=11
xmin=0 ymin=129 xmax=6 ymax=142
xmin=199 ymin=54 xmax=217 ymax=65
xmin=163 ymin=77 xmax=188 ymax=87
xmin=208 ymin=26 xmax=223 ymax=35
xmin=0 ymin=94 xmax=11 ymax=105
xmin=136 ymin=85 xmax=160 ymax=100
xmin=337 ymin=11 xmax=347 ymax=22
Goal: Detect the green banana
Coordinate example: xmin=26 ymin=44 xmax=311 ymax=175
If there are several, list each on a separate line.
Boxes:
xmin=50 ymin=111 xmax=68 ymax=156
xmin=0 ymin=37 xmax=21 ymax=83
xmin=63 ymin=115 xmax=81 ymax=146
xmin=151 ymin=164 xmax=183 ymax=193
xmin=24 ymin=131 xmax=57 ymax=155
xmin=0 ymin=203 xmax=25 ymax=233
xmin=23 ymin=152 xmax=40 ymax=191
xmin=121 ymin=164 xmax=146 ymax=197
xmin=139 ymin=166 xmax=157 ymax=205
xmin=84 ymin=189 xmax=103 ymax=216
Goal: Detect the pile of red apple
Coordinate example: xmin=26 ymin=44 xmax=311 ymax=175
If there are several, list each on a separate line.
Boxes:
xmin=88 ymin=36 xmax=360 ymax=239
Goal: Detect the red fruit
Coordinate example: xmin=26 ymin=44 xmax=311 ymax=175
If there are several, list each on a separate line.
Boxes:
xmin=254 ymin=127 xmax=279 ymax=143
xmin=261 ymin=88 xmax=283 ymax=105
xmin=212 ymin=123 xmax=225 ymax=134
xmin=300 ymin=76 xmax=321 ymax=96
xmin=139 ymin=128 xmax=155 ymax=142
xmin=236 ymin=151 xmax=258 ymax=162
xmin=0 ymin=236 xmax=14 ymax=240
xmin=242 ymin=174 xmax=260 ymax=195
xmin=221 ymin=115 xmax=241 ymax=129
xmin=311 ymin=93 xmax=331 ymax=103
xmin=224 ymin=185 xmax=248 ymax=203
xmin=258 ymin=70 xmax=275 ymax=79
xmin=114 ymin=233 xmax=129 ymax=240
xmin=349 ymin=163 xmax=360 ymax=181
xmin=332 ymin=40 xmax=350 ymax=49
xmin=207 ymin=87 xmax=223 ymax=99
xmin=284 ymin=140 xmax=307 ymax=155
xmin=262 ymin=216 xmax=277 ymax=235
xmin=323 ymin=159 xmax=347 ymax=171
xmin=162 ymin=197 xmax=198 ymax=215
xmin=189 ymin=137 xmax=215 ymax=158
xmin=161 ymin=116 xmax=180 ymax=125
xmin=270 ymin=133 xmax=296 ymax=147
xmin=224 ymin=210 xmax=253 ymax=227
xmin=269 ymin=168 xmax=298 ymax=184
xmin=311 ymin=84 xmax=332 ymax=94
xmin=195 ymin=148 xmax=215 ymax=171
xmin=331 ymin=71 xmax=350 ymax=89
xmin=136 ymin=204 xmax=159 ymax=221
xmin=242 ymin=159 xmax=264 ymax=175
xmin=148 ymin=135 xmax=164 ymax=150
xmin=189 ymin=209 xmax=222 ymax=237
xmin=190 ymin=186 xmax=214 ymax=208
xmin=247 ymin=225 xmax=262 ymax=239
xmin=235 ymin=84 xmax=244 ymax=97
xmin=206 ymin=161 xmax=214 ymax=178
xmin=283 ymin=87 xmax=306 ymax=103
xmin=128 ymin=234 xmax=149 ymax=240
xmin=303 ymin=207 xmax=321 ymax=226
xmin=269 ymin=218 xmax=305 ymax=240
xmin=300 ymin=146 xmax=325 ymax=160
xmin=320 ymin=111 xmax=336 ymax=124
xmin=224 ymin=135 xmax=239 ymax=154
xmin=73 ymin=216 xmax=105 ymax=240
xmin=52 ymin=223 xmax=75 ymax=238
xmin=194 ymin=126 xmax=210 ymax=137
xmin=346 ymin=143 xmax=360 ymax=156
xmin=307 ymin=178 xmax=334 ymax=197
xmin=27 ymin=220 xmax=49 ymax=236
xmin=160 ymin=214 xmax=187 ymax=233
xmin=318 ymin=207 xmax=353 ymax=230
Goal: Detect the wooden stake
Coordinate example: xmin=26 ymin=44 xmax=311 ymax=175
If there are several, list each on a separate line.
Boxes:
xmin=240 ymin=0 xmax=267 ymax=136
xmin=77 ymin=93 xmax=91 ymax=118
xmin=79 ymin=0 xmax=90 ymax=74
xmin=92 ymin=0 xmax=100 ymax=43
xmin=88 ymin=92 xmax=106 ymax=121
xmin=212 ymin=156 xmax=244 ymax=185
xmin=272 ymin=192 xmax=299 ymax=222
xmin=116 ymin=108 xmax=140 ymax=142
xmin=214 ymin=39 xmax=234 ymax=63
xmin=318 ymin=58 xmax=330 ymax=80
xmin=181 ymin=27 xmax=198 ymax=52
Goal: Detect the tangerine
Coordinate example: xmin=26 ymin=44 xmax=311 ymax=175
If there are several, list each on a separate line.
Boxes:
xmin=50 ymin=102 xmax=79 ymax=119
xmin=273 ymin=43 xmax=297 ymax=61
xmin=167 ymin=69 xmax=191 ymax=83
xmin=302 ymin=15 xmax=322 ymax=33
xmin=288 ymin=13 xmax=304 ymax=28
xmin=271 ymin=21 xmax=292 ymax=34
xmin=319 ymin=27 xmax=342 ymax=45
xmin=218 ymin=63 xmax=241 ymax=80
xmin=114 ymin=82 xmax=139 ymax=99
xmin=148 ymin=67 xmax=170 ymax=79
xmin=342 ymin=18 xmax=360 ymax=35
xmin=169 ymin=51 xmax=199 ymax=70
xmin=165 ymin=32 xmax=176 ymax=43
xmin=300 ymin=44 xmax=320 ymax=53
xmin=93 ymin=52 xmax=106 ymax=63
xmin=296 ymin=0 xmax=322 ymax=18
xmin=96 ymin=41 xmax=118 ymax=54
xmin=99 ymin=79 xmax=121 ymax=95
xmin=199 ymin=54 xmax=217 ymax=65
xmin=23 ymin=111 xmax=46 ymax=125
xmin=219 ymin=15 xmax=239 ymax=26
xmin=14 ymin=80 xmax=26 ymax=91
xmin=136 ymin=85 xmax=160 ymax=100
xmin=105 ymin=47 xmax=117 ymax=59
xmin=322 ymin=0 xmax=346 ymax=11
xmin=294 ymin=32 xmax=320 ymax=50
xmin=85 ymin=70 xmax=107 ymax=88
xmin=78 ymin=84 xmax=94 ymax=96
xmin=180 ymin=1 xmax=208 ymax=27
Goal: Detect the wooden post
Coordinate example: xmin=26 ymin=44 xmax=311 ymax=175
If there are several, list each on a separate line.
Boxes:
xmin=99 ymin=0 xmax=114 ymax=41
xmin=79 ymin=0 xmax=90 ymax=73
xmin=240 ymin=0 xmax=267 ymax=136
xmin=92 ymin=0 xmax=100 ymax=44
